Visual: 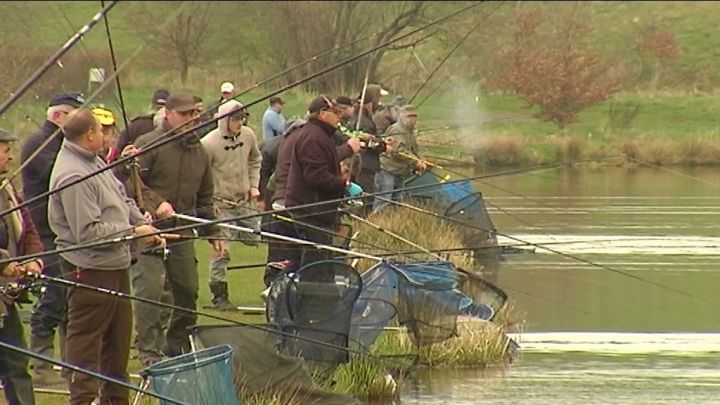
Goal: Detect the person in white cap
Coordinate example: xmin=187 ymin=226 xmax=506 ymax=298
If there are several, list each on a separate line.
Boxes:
xmin=219 ymin=82 xmax=235 ymax=103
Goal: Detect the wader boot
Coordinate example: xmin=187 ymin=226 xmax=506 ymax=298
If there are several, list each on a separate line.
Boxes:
xmin=29 ymin=334 xmax=66 ymax=387
xmin=209 ymin=281 xmax=238 ymax=311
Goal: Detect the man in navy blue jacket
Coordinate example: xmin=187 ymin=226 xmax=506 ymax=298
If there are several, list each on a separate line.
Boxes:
xmin=20 ymin=92 xmax=84 ymax=386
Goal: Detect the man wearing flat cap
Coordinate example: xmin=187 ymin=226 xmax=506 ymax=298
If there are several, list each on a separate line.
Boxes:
xmin=0 ymin=127 xmax=43 ymax=404
xmin=21 ymin=91 xmax=84 ymax=387
xmin=129 ymin=94 xmax=224 ymax=365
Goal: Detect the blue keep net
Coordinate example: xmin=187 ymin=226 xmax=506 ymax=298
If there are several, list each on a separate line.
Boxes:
xmin=351 ymin=260 xmax=500 ymax=349
xmin=403 ymin=170 xmax=475 ymax=204
xmin=140 ymin=345 xmax=239 ymax=405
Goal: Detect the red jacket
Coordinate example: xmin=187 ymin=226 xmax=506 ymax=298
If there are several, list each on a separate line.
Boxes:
xmin=284 ymin=119 xmax=347 ymax=226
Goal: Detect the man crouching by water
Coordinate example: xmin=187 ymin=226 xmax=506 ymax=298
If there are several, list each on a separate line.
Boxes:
xmin=48 ymin=109 xmax=163 ymax=405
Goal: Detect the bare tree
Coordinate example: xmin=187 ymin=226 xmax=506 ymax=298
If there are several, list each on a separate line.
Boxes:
xmin=131 ymin=1 xmax=214 ymax=84
xmin=259 ymin=1 xmax=428 ymax=94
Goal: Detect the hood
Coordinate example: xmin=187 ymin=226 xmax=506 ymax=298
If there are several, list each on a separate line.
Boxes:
xmin=217 ymin=99 xmax=245 ymax=138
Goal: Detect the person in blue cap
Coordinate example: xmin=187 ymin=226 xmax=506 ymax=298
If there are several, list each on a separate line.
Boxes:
xmin=20 ymin=91 xmax=84 ymax=387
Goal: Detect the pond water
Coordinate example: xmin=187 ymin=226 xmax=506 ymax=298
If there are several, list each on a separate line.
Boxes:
xmin=402 ymin=166 xmax=720 ymax=404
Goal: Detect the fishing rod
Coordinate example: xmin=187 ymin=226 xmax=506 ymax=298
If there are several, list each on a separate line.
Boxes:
xmin=0 ymin=1 xmax=118 ymax=116
xmin=0 ymin=43 xmax=144 ymax=192
xmin=0 ymin=2 xmax=484 ymax=221
xmin=16 ymin=271 xmax=417 ymax=370
xmin=234 ymin=31 xmax=383 ymax=100
xmin=0 ymin=2 xmax=187 ymax=192
xmin=341 ymin=209 xmax=446 ymax=261
xmin=100 ymin=0 xmax=129 ymax=130
xmin=372 ymin=194 xmax=716 ymax=308
xmin=176 ymin=213 xmax=385 ymax=262
xmin=0 ymin=340 xmax=186 ymax=404
xmin=212 ymin=197 xmax=412 ymax=258
xmin=409 ymin=3 xmax=502 ymax=104
xmin=0 ymin=159 xmax=581 ymax=267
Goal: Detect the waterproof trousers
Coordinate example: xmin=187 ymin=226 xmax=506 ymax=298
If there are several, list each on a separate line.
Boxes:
xmin=0 ymin=303 xmax=35 ymax=405
xmin=62 ymin=260 xmax=131 ymax=405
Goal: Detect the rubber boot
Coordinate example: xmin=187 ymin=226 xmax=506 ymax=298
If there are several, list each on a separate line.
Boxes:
xmin=29 ymin=334 xmax=67 ymax=387
xmin=209 ymin=282 xmax=238 ymax=311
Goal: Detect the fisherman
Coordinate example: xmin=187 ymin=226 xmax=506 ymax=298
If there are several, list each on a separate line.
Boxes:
xmin=201 ymin=100 xmax=262 ymax=311
xmin=263 ymin=101 xmax=361 ymax=285
xmin=47 ymin=109 xmax=163 ymax=405
xmin=285 ymin=96 xmax=362 ymax=274
xmin=130 ymin=94 xmax=224 ymax=365
xmin=262 ymin=96 xmax=286 ymax=141
xmin=349 ymin=84 xmax=387 ymax=198
xmin=21 ymin=91 xmax=84 ymax=387
xmin=219 ymin=82 xmax=235 ymax=104
xmin=373 ymin=101 xmax=399 ymax=135
xmin=92 ymin=106 xmax=118 ymax=161
xmin=374 ymin=104 xmax=426 ymax=213
xmin=112 ymin=89 xmax=169 ymax=161
xmin=0 ymin=127 xmax=43 ymax=405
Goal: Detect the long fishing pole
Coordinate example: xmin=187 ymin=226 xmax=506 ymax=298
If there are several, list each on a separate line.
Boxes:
xmin=175 ymin=213 xmax=384 ymax=262
xmin=409 ymin=3 xmax=501 ymax=104
xmin=0 ymin=1 xmax=118 ymax=115
xmin=341 ymin=209 xmax=446 ymax=261
xmin=0 ymin=159 xmax=581 ymax=267
xmin=234 ymin=31 xmax=383 ymax=100
xmin=0 ymin=43 xmax=144 ymax=192
xmin=100 ymin=0 xmax=129 ymax=130
xmin=0 ymin=341 xmax=186 ymax=405
xmin=0 ymin=2 xmax=187 ymax=192
xmin=373 ymin=194 xmax=716 ymax=307
xmin=0 ymin=2 xmax=484 ymax=222
xmin=19 ymin=271 xmax=415 ymax=369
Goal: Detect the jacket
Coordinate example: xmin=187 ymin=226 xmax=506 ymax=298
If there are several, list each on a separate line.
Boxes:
xmin=380 ymin=120 xmax=421 ymax=178
xmin=259 ymin=134 xmax=283 ymax=201
xmin=201 ymin=100 xmax=262 ymax=209
xmin=133 ymin=121 xmax=217 ymax=235
xmin=0 ymin=181 xmax=43 ymax=310
xmin=348 ymin=108 xmax=384 ymax=172
xmin=285 ymin=118 xmax=347 ymax=226
xmin=114 ymin=113 xmax=156 ymax=158
xmin=20 ymin=120 xmax=64 ymax=238
xmin=373 ymin=105 xmax=397 ymax=134
xmin=48 ymin=140 xmax=146 ymax=271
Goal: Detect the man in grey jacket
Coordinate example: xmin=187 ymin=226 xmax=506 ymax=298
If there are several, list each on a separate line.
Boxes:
xmin=201 ymin=100 xmax=262 ymax=310
xmin=48 ymin=109 xmax=162 ymax=405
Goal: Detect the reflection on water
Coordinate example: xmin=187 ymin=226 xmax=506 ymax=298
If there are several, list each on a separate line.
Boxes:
xmin=407 ymin=167 xmax=720 ymax=404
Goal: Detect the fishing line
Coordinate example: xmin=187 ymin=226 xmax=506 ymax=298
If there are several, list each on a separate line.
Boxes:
xmin=0 ymin=0 xmax=119 ymax=115
xmin=19 ymin=271 xmax=419 ymax=370
xmin=1 ymin=2 xmax=486 ymax=220
xmin=624 ymin=155 xmax=720 ymax=188
xmin=0 ymin=341 xmax=187 ymax=404
xmin=0 ymin=3 xmax=189 ymax=191
xmin=409 ymin=3 xmax=502 ymax=104
xmin=373 ymin=195 xmax=717 ymax=308
xmin=100 ymin=0 xmax=129 ymax=130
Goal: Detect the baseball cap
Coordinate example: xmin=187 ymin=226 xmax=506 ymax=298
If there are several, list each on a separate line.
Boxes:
xmin=221 ymin=82 xmax=235 ymax=93
xmin=49 ymin=92 xmax=85 ymax=108
xmin=308 ymin=96 xmax=336 ymax=114
xmin=151 ymin=89 xmax=170 ymax=106
xmin=165 ymin=94 xmax=198 ymax=112
xmin=92 ymin=107 xmax=116 ymax=126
